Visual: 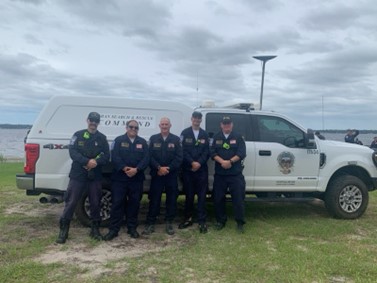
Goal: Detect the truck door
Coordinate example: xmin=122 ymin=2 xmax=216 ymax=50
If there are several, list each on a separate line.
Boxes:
xmin=253 ymin=115 xmax=320 ymax=191
xmin=205 ymin=112 xmax=256 ymax=191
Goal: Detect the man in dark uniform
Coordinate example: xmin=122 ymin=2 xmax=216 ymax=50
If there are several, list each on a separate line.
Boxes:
xmin=345 ymin=129 xmax=360 ymax=143
xmin=179 ymin=111 xmax=210 ymax=233
xmin=211 ymin=116 xmax=246 ymax=233
xmin=143 ymin=117 xmax=183 ymax=235
xmin=56 ymin=112 xmax=110 ymax=244
xmin=103 ymin=120 xmax=149 ymax=240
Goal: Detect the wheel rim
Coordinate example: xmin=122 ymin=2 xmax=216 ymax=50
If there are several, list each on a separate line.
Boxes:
xmin=84 ymin=189 xmax=112 ymax=221
xmin=339 ymin=185 xmax=363 ymax=213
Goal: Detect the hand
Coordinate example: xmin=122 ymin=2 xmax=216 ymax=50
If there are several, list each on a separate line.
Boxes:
xmin=191 ymin=161 xmax=201 ymax=172
xmin=124 ymin=167 xmax=137 ymax=177
xmin=221 ymin=160 xmax=232 ymax=169
xmin=158 ymin=166 xmax=170 ymax=176
xmin=86 ymin=159 xmax=98 ymax=169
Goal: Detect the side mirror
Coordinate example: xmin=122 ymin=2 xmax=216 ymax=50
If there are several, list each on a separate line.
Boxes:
xmin=306 ymin=129 xmax=316 ymax=148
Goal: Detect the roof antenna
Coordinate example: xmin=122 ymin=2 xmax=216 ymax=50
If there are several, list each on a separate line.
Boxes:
xmin=196 ymin=70 xmax=199 ymax=106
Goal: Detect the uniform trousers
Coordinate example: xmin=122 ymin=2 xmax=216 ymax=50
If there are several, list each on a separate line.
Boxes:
xmin=182 ymin=169 xmax=208 ymax=224
xmin=60 ymin=178 xmax=102 ymax=221
xmin=109 ymin=180 xmax=143 ymax=232
xmin=146 ymin=173 xmax=178 ymax=224
xmin=213 ymin=174 xmax=246 ymax=225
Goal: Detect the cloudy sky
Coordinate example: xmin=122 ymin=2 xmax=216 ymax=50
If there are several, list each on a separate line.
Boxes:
xmin=1 ymin=0 xmax=376 ymax=130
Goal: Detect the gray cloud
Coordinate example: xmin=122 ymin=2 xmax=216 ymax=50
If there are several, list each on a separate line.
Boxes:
xmin=0 ymin=0 xmax=376 ymax=130
xmin=58 ymin=0 xmax=171 ymax=39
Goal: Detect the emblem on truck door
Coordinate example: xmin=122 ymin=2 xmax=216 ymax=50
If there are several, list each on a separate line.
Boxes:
xmin=277 ymin=151 xmax=295 ymax=174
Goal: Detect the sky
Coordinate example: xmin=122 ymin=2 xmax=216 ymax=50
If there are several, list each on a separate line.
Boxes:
xmin=0 ymin=0 xmax=376 ymax=130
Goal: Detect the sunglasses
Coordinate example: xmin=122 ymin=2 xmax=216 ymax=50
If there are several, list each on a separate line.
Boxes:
xmin=89 ymin=119 xmax=100 ymax=123
xmin=128 ymin=125 xmax=139 ymax=130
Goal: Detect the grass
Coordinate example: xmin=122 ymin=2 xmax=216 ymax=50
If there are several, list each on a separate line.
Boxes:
xmin=1 ymin=162 xmax=377 ymax=282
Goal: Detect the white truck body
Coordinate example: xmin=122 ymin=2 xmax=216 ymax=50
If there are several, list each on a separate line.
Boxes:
xmin=16 ymin=96 xmax=377 ymax=225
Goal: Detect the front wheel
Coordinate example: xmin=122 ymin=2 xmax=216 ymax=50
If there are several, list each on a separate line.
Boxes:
xmin=75 ymin=187 xmax=112 ymax=227
xmin=325 ymin=175 xmax=368 ymax=219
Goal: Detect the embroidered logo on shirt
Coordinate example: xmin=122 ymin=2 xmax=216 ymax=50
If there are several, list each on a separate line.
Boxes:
xmin=223 ymin=143 xmax=230 ymax=149
xmin=121 ymin=142 xmax=130 ymax=148
xmin=153 ymin=143 xmax=161 ymax=148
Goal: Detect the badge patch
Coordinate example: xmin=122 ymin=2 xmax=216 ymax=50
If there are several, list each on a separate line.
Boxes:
xmin=153 ymin=143 xmax=161 ymax=148
xmin=216 ymin=140 xmax=223 ymax=145
xmin=78 ymin=141 xmax=85 ymax=147
xmin=200 ymin=139 xmax=206 ymax=144
xmin=136 ymin=144 xmax=143 ymax=149
xmin=121 ymin=142 xmax=129 ymax=148
xmin=277 ymin=151 xmax=295 ymax=174
xmin=168 ymin=143 xmax=175 ymax=148
xmin=185 ymin=138 xmax=193 ymax=143
xmin=70 ymin=135 xmax=77 ymax=145
xmin=230 ymin=139 xmax=236 ymax=144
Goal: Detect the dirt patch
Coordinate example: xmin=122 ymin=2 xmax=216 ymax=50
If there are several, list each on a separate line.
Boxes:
xmin=4 ymin=201 xmax=64 ymax=218
xmin=37 ymin=233 xmax=173 ymax=279
xmin=5 ymin=200 xmax=193 ymax=280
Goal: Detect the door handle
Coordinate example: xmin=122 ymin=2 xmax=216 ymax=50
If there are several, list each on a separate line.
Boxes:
xmin=259 ymin=150 xmax=271 ymax=156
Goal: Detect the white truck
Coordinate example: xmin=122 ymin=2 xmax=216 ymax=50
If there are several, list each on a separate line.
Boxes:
xmin=16 ymin=96 xmax=377 ymax=226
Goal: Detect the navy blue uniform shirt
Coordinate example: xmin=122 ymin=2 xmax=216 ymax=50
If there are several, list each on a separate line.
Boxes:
xmin=111 ymin=134 xmax=149 ymax=181
xmin=210 ymin=131 xmax=246 ymax=176
xmin=180 ymin=127 xmax=209 ymax=171
xmin=69 ymin=129 xmax=110 ymax=181
xmin=149 ymin=133 xmax=183 ymax=176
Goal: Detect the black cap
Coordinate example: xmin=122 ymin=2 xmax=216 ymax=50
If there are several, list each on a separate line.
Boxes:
xmin=88 ymin=112 xmax=100 ymax=122
xmin=221 ymin=116 xmax=232 ymax=124
xmin=192 ymin=111 xmax=202 ymax=119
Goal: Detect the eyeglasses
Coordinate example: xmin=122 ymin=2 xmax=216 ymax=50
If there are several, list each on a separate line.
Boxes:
xmin=128 ymin=125 xmax=139 ymax=130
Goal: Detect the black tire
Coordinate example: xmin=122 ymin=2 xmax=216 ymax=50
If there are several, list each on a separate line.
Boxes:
xmin=325 ymin=175 xmax=368 ymax=219
xmin=75 ymin=187 xmax=112 ymax=227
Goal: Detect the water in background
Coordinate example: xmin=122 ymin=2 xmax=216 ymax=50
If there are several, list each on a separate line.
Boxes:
xmin=0 ymin=129 xmax=29 ymax=159
xmin=1 ymin=128 xmax=377 ymax=159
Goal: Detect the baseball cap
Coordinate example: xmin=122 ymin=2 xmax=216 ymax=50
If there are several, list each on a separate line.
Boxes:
xmin=221 ymin=116 xmax=232 ymax=124
xmin=88 ymin=112 xmax=100 ymax=123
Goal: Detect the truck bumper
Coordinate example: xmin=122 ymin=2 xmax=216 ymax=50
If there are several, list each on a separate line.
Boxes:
xmin=16 ymin=174 xmax=34 ymax=191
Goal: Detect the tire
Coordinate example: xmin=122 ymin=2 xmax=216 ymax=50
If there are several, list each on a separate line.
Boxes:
xmin=75 ymin=187 xmax=112 ymax=227
xmin=325 ymin=175 xmax=368 ymax=219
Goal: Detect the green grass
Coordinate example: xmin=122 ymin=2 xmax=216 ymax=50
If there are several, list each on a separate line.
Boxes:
xmin=1 ymin=162 xmax=377 ymax=282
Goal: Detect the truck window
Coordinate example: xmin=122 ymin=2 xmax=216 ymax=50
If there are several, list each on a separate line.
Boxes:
xmin=255 ymin=115 xmax=305 ymax=148
xmin=205 ymin=113 xmax=252 ymax=141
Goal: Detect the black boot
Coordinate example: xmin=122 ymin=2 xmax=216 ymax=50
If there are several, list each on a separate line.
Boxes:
xmin=89 ymin=221 xmax=103 ymax=241
xmin=56 ymin=218 xmax=70 ymax=244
